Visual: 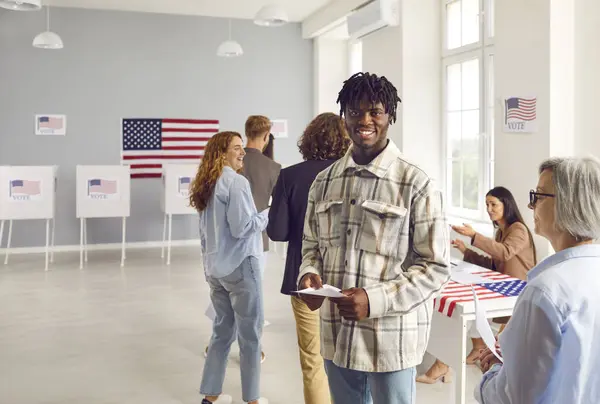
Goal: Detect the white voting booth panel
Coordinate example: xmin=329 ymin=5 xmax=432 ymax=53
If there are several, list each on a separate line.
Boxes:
xmin=0 ymin=166 xmax=57 ymax=220
xmin=0 ymin=166 xmax=58 ymax=271
xmin=76 ymin=165 xmax=130 ymax=269
xmin=161 ymin=164 xmax=196 ymax=215
xmin=76 ymin=165 xmax=130 ymax=218
xmin=160 ymin=164 xmax=197 ymax=265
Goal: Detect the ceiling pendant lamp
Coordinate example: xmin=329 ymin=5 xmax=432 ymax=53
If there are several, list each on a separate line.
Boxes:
xmin=33 ymin=6 xmax=63 ymax=49
xmin=254 ymin=4 xmax=289 ymax=27
xmin=217 ymin=19 xmax=243 ymax=57
xmin=0 ymin=0 xmax=41 ymax=11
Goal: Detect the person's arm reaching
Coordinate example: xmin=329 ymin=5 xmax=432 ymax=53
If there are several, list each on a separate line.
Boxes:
xmin=463 ymin=248 xmax=494 ymax=269
xmin=473 ymin=223 xmax=529 ymax=262
xmin=227 ymin=175 xmax=269 ymax=239
xmin=266 ymin=171 xmax=290 ymax=242
xmin=363 ymin=182 xmax=451 ymax=318
xmin=475 ymin=285 xmax=563 ymax=403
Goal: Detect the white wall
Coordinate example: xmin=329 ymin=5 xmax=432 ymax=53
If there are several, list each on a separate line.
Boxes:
xmin=549 ymin=0 xmax=575 ymax=157
xmin=575 ymin=0 xmax=600 ymax=156
xmin=400 ymin=0 xmax=442 ymax=184
xmin=361 ymin=0 xmax=442 ymax=183
xmin=314 ymin=37 xmax=348 ymax=115
xmin=494 ymin=0 xmax=600 ymax=259
xmin=494 ymin=0 xmax=551 ymax=233
xmin=494 ymin=0 xmax=562 ymax=259
xmin=362 ymin=24 xmax=403 ymax=149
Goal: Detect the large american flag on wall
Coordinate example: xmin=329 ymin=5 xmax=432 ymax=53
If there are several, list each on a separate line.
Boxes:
xmin=121 ymin=118 xmax=219 ymax=178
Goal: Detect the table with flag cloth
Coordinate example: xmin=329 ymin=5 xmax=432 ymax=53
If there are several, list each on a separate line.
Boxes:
xmin=427 ymin=259 xmax=527 ymax=404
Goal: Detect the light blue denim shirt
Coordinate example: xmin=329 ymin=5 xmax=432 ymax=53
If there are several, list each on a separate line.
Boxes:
xmin=476 ymin=244 xmax=600 ymax=404
xmin=199 ymin=166 xmax=269 ymax=279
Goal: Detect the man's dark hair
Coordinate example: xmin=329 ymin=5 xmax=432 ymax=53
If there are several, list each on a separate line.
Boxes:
xmin=336 ymin=72 xmax=402 ymax=123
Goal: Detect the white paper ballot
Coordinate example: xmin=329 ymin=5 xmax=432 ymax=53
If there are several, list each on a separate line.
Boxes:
xmin=204 ymin=302 xmax=216 ymax=321
xmin=451 ymin=270 xmax=496 ymax=285
xmin=472 ymin=286 xmax=503 ymax=363
xmin=295 ymin=284 xmax=345 ymax=298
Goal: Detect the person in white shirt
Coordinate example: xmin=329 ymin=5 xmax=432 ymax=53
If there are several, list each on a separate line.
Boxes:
xmin=477 ymin=156 xmax=600 ymax=404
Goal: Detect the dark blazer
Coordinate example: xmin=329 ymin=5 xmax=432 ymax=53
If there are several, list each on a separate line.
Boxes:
xmin=242 ymin=147 xmax=281 ymax=251
xmin=267 ymin=159 xmax=336 ymax=295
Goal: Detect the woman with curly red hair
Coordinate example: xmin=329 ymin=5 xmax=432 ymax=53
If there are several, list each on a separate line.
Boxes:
xmin=189 ymin=131 xmax=269 ymax=404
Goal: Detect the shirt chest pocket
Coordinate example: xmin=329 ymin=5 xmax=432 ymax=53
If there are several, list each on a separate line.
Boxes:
xmin=356 ymin=200 xmax=408 ymax=257
xmin=315 ymin=199 xmax=344 ymax=248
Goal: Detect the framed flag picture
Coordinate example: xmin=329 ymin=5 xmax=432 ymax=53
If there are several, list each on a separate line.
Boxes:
xmin=503 ymin=97 xmax=537 ymax=133
xmin=35 ymin=114 xmax=67 ymax=136
xmin=271 ymin=119 xmax=288 ymax=138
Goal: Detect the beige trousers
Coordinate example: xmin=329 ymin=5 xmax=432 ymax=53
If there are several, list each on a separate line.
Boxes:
xmin=291 ymin=296 xmax=331 ymax=404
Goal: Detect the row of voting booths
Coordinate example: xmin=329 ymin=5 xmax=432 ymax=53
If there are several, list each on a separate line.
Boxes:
xmin=0 ymin=164 xmax=197 ymax=271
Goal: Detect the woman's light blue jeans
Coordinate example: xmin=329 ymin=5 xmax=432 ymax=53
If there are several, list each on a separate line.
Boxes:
xmin=200 ymin=256 xmax=264 ymax=402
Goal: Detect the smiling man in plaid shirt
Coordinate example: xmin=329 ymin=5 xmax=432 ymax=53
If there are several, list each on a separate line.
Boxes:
xmin=298 ymin=72 xmax=450 ymax=404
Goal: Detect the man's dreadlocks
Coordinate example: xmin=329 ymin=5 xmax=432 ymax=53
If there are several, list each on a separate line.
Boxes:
xmin=336 ymin=72 xmax=402 ymax=123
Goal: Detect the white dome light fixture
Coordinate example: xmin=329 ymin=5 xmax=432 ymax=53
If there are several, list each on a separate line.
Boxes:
xmin=254 ymin=4 xmax=289 ymax=27
xmin=217 ymin=20 xmax=243 ymax=57
xmin=33 ymin=6 xmax=63 ymax=49
xmin=0 ymin=0 xmax=41 ymax=11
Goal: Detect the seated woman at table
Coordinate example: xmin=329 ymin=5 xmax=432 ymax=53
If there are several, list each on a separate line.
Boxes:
xmin=476 ymin=157 xmax=600 ymax=403
xmin=417 ymin=186 xmax=536 ymax=384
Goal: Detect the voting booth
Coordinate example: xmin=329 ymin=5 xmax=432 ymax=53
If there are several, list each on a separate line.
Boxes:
xmin=0 ymin=165 xmax=58 ymax=271
xmin=160 ymin=164 xmax=197 ymax=264
xmin=76 ymin=165 xmax=130 ymax=269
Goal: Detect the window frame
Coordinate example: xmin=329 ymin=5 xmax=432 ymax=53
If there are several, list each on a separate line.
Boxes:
xmin=442 ymin=0 xmax=494 ymax=221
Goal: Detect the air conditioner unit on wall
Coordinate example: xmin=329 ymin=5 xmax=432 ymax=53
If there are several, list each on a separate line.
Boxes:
xmin=347 ymin=0 xmax=400 ymax=40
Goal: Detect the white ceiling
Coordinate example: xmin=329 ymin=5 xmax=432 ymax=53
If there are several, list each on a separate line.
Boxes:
xmin=44 ymin=0 xmax=333 ymax=22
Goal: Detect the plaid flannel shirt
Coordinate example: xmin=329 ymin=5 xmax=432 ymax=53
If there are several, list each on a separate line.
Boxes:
xmin=298 ymin=140 xmax=450 ymax=372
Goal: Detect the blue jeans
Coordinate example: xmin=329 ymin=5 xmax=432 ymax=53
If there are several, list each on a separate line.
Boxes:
xmin=200 ymin=256 xmax=264 ymax=402
xmin=324 ymin=360 xmax=416 ymax=404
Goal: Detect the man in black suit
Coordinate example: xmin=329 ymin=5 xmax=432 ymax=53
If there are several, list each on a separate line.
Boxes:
xmin=267 ymin=112 xmax=350 ymax=404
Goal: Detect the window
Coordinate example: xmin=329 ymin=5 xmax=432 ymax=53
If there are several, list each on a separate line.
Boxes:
xmin=443 ymin=0 xmax=494 ymax=219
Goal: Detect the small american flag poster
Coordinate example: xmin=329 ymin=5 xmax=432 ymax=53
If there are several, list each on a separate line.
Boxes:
xmin=121 ymin=118 xmax=219 ymax=179
xmin=87 ymin=179 xmax=118 ymax=200
xmin=35 ymin=115 xmax=66 ymax=135
xmin=9 ymin=179 xmax=42 ymax=201
xmin=504 ymin=96 xmax=537 ymax=133
xmin=177 ymin=176 xmax=191 ymax=198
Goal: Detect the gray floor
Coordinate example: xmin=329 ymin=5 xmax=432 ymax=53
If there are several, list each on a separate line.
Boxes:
xmin=0 ymin=248 xmax=480 ymax=404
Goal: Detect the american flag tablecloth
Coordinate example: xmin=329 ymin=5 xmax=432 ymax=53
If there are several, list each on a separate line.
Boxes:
xmin=434 ymin=270 xmax=527 ymax=318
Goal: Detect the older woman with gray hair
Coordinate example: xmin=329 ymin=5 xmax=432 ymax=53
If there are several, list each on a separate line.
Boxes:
xmin=475 ymin=156 xmax=600 ymax=403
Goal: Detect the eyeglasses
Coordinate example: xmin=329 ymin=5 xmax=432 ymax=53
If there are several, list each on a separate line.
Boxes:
xmin=529 ymin=190 xmax=555 ymax=207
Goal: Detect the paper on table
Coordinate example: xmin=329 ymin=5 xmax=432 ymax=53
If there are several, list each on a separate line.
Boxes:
xmin=472 ymin=286 xmax=503 ymax=363
xmin=451 ymin=270 xmax=496 ymax=285
xmin=295 ymin=284 xmax=345 ymax=298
